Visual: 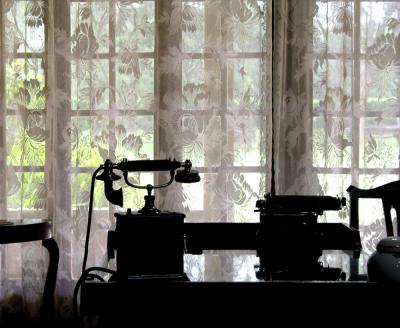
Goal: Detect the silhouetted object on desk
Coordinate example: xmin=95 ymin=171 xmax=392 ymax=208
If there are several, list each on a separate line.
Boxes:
xmin=111 ymin=210 xmax=187 ymax=280
xmin=73 ymin=158 xmax=200 ymax=321
xmin=101 ymin=158 xmax=200 ymax=280
xmin=368 ymin=237 xmax=400 ymax=282
xmin=254 ymin=193 xmax=359 ymax=281
xmin=96 ymin=158 xmax=200 ymax=213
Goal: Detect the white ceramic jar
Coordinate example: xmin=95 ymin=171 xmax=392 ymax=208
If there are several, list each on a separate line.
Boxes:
xmin=367 ymin=237 xmax=400 ymax=282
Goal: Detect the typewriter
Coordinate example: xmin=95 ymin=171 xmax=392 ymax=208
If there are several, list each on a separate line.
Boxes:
xmin=253 ymin=193 xmax=360 ymax=280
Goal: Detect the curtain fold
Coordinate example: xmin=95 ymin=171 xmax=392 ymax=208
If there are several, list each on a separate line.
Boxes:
xmin=273 ymin=0 xmax=321 ymax=195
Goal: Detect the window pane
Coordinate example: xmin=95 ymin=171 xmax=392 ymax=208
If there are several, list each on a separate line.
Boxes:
xmin=181 ymin=114 xmax=222 ymax=167
xmin=182 ymin=59 xmax=221 ymax=110
xmin=7 ymin=114 xmax=46 ymax=166
xmin=361 ymin=3 xmax=400 ymax=110
xmin=71 ymin=116 xmax=110 ymax=167
xmin=224 ymin=1 xmax=265 ymax=53
xmin=116 ymin=58 xmax=154 ymax=110
xmin=228 ymin=58 xmax=263 ymax=110
xmin=115 ymin=116 xmax=154 ymax=161
xmin=70 ymin=2 xmax=109 ymax=55
xmin=314 ymin=2 xmax=353 ymax=54
xmin=120 ymin=172 xmax=154 ymax=211
xmin=233 ymin=173 xmax=265 ymax=222
xmin=313 ymin=116 xmax=352 ymax=168
xmin=71 ymin=59 xmax=110 ymax=110
xmin=182 ymin=2 xmax=205 ymax=53
xmin=364 ymin=61 xmax=400 ymax=111
xmin=116 ymin=1 xmax=155 ymax=53
xmin=313 ymin=60 xmax=352 ymax=114
xmin=7 ymin=172 xmax=45 ymax=210
xmin=5 ymin=1 xmax=45 ymax=53
xmin=359 ymin=118 xmax=400 ymax=169
xmin=6 ymin=59 xmax=46 ymax=110
xmin=72 ymin=173 xmax=108 ymax=209
xmin=361 ymin=2 xmax=400 ymax=53
xmin=233 ymin=115 xmax=266 ymax=167
xmin=317 ymin=174 xmax=350 ymax=223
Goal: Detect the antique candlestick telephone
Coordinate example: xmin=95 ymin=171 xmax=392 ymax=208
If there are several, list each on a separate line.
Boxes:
xmin=98 ymin=158 xmax=200 ymax=281
xmin=74 ymin=158 xmax=200 ymax=316
xmin=77 ymin=159 xmax=200 ymax=282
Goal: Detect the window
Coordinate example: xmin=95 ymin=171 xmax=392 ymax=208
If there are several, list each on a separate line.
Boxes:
xmin=1 ymin=0 xmax=270 ymax=282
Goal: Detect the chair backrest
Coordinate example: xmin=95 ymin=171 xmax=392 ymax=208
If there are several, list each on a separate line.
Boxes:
xmin=347 ymin=180 xmax=400 ymax=237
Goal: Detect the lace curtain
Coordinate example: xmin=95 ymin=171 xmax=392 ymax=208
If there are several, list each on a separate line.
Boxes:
xmin=310 ymin=1 xmax=400 ymax=257
xmin=0 ymin=0 xmax=270 ymax=320
xmin=274 ymin=0 xmax=400 ymax=271
xmin=0 ymin=0 xmax=399 ymax=321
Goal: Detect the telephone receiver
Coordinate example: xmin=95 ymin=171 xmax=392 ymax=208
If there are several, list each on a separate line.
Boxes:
xmin=95 ymin=158 xmax=200 ymax=207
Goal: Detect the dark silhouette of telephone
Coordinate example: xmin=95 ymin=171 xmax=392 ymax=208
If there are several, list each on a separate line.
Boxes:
xmin=73 ymin=158 xmax=200 ymax=318
xmin=97 ymin=158 xmax=200 ymax=281
xmin=95 ymin=158 xmax=200 ymax=212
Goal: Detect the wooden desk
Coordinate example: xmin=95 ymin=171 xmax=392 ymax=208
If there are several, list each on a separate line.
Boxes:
xmin=80 ymin=279 xmax=400 ymax=325
xmin=0 ymin=219 xmax=59 ymax=322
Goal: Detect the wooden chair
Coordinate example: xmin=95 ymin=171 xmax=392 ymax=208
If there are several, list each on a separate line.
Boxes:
xmin=346 ymin=180 xmax=400 ymax=279
xmin=347 ymin=180 xmax=400 ymax=237
xmin=0 ymin=219 xmax=59 ymax=325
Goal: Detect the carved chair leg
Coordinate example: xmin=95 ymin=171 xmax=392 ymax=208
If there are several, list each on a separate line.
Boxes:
xmin=41 ymin=238 xmax=59 ymax=323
